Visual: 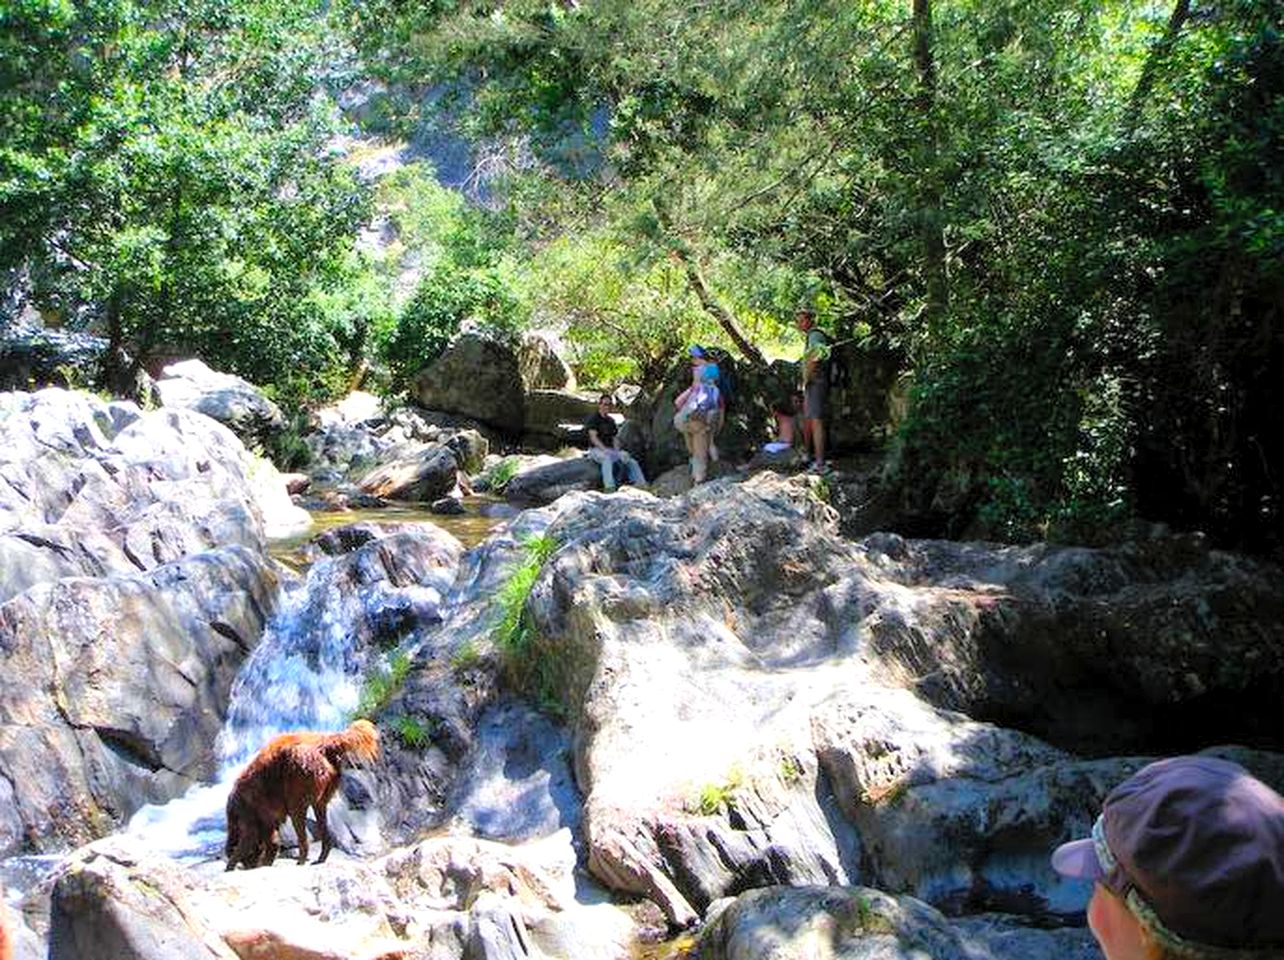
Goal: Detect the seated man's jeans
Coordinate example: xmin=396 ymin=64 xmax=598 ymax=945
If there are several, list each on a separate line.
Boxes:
xmin=587 ymin=447 xmax=645 ymax=490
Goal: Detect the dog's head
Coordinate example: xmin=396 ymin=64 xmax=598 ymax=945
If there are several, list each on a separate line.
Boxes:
xmin=346 ymin=719 xmax=380 ymax=763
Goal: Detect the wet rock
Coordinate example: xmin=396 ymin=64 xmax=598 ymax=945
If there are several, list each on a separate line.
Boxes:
xmin=0 ymin=546 xmax=282 ymax=857
xmin=500 ymin=474 xmax=1284 ymax=925
xmin=42 ymin=831 xmax=634 ymax=960
xmin=431 ymin=496 xmax=466 ymax=516
xmin=502 ymin=456 xmax=601 ymax=504
xmin=357 ymin=443 xmax=462 ymax=503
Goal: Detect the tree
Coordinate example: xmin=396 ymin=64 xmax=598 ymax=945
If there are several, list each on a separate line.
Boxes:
xmin=2 ymin=0 xmax=370 ymax=404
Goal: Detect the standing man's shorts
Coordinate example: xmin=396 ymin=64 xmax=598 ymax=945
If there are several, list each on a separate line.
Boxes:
xmin=803 ymin=379 xmax=828 ymax=419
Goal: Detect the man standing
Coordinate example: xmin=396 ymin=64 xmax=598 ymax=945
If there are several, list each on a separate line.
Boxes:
xmin=584 ymin=393 xmax=646 ymax=492
xmin=795 ymin=307 xmax=829 ymax=473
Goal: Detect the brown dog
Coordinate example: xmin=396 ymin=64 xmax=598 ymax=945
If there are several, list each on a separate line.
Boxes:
xmin=225 ymin=719 xmax=379 ymax=870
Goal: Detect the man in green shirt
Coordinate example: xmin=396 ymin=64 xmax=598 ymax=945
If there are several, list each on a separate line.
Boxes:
xmin=796 ymin=307 xmax=829 ymax=473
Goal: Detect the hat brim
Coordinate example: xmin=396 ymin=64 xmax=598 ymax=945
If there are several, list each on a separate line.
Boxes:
xmin=1051 ymin=838 xmax=1104 ymax=881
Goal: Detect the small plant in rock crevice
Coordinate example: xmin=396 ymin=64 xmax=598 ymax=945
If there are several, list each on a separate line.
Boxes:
xmin=492 ymin=532 xmax=563 ymax=715
xmin=352 ymin=649 xmax=413 ymax=720
xmin=687 ymin=764 xmax=747 ymax=816
xmin=390 ymin=713 xmax=433 ymax=749
xmin=483 ymin=456 xmax=521 ymax=492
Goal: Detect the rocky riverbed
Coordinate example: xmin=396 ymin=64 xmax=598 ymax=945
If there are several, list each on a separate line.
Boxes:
xmin=2 ymin=386 xmax=1283 ymax=960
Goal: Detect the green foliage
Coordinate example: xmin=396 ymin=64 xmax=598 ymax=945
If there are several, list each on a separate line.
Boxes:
xmin=492 ymin=532 xmax=563 ymax=714
xmin=390 ymin=714 xmax=433 ymax=749
xmin=2 ymin=0 xmax=370 ymax=410
xmin=353 ymin=649 xmax=413 ymax=720
xmin=686 ymin=764 xmax=746 ymax=817
xmin=266 ymin=409 xmax=316 ymax=473
xmin=482 ymin=456 xmax=522 ymax=493
xmin=450 ymin=639 xmax=483 ymax=671
xmin=370 ymin=165 xmax=526 ymax=391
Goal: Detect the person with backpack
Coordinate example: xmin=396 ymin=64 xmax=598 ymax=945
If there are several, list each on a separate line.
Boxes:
xmin=689 ymin=345 xmax=729 ymax=461
xmin=674 ymin=361 xmax=722 ymax=484
xmin=795 ymin=307 xmax=830 ymax=473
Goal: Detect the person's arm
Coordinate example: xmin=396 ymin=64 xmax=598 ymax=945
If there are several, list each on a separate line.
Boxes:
xmin=675 ymin=386 xmax=693 ymax=409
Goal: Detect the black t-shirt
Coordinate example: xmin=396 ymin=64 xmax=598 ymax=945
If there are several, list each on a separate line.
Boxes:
xmin=584 ymin=411 xmax=618 ymax=446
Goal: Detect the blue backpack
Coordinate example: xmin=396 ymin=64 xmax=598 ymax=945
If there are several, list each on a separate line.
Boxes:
xmin=702 ymin=347 xmax=736 ymax=408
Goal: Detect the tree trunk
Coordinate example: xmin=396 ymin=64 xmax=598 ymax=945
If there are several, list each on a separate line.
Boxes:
xmin=1125 ymin=0 xmax=1192 ymax=131
xmin=912 ymin=0 xmax=948 ymax=326
xmin=672 ymin=248 xmax=768 ymax=368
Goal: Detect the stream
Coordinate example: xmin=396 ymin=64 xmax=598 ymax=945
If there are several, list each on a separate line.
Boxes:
xmin=2 ymin=501 xmax=509 ymax=898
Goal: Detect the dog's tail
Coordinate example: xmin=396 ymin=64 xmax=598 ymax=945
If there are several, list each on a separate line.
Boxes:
xmin=319 ymin=719 xmax=380 ymax=768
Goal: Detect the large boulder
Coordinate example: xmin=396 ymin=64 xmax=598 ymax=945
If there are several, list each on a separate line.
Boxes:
xmin=522 ymin=389 xmax=599 ymax=450
xmin=0 ymin=390 xmax=308 ymax=596
xmin=646 ymin=358 xmax=793 ymax=474
xmin=0 ymin=546 xmax=282 ymax=857
xmin=518 ymin=330 xmax=576 ymax=391
xmin=0 ymin=388 xmax=307 ymax=855
xmin=495 ymin=475 xmax=1284 ymax=926
xmin=411 ymin=332 xmax=526 ymax=435
xmin=155 ymin=359 xmax=286 ymax=453
xmin=502 ymin=455 xmax=603 ymax=504
xmin=694 ymin=886 xmax=1098 ymax=960
xmin=356 ymin=443 xmax=464 ymax=502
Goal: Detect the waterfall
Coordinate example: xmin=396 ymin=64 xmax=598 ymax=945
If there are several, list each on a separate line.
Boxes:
xmin=124 ymin=555 xmax=381 ymax=861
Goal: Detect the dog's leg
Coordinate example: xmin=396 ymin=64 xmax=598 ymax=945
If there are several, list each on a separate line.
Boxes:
xmin=291 ymin=809 xmax=310 ymax=864
xmin=314 ymin=799 xmax=332 ymax=863
xmin=262 ymin=826 xmax=280 ymax=866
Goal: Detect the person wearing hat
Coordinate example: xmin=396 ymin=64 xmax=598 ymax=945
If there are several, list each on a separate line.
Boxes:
xmin=674 ymin=361 xmax=723 ymax=484
xmin=795 ymin=308 xmax=830 ymax=473
xmin=1052 ymin=755 xmax=1284 ymax=960
xmin=687 ymin=344 xmax=726 ymax=461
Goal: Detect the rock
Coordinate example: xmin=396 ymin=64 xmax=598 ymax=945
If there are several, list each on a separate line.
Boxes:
xmin=281 ymin=472 xmax=311 ymax=495
xmin=0 ymin=327 xmax=107 ymax=392
xmin=411 ymin=332 xmax=526 ymax=435
xmin=518 ymin=331 xmax=576 ymax=391
xmin=0 ymin=390 xmax=308 ymax=603
xmin=645 ymin=357 xmax=793 ymax=474
xmin=431 ymin=496 xmax=466 ymax=515
xmin=0 ymin=546 xmax=282 ymax=857
xmin=49 ymin=840 xmax=239 ymax=960
xmin=42 ymin=830 xmax=635 ymax=960
xmin=522 ymin=389 xmax=598 ymax=450
xmin=155 ymin=359 xmax=286 ymax=453
xmin=502 ymin=456 xmax=602 ymax=504
xmin=356 ymin=444 xmax=462 ymax=502
xmin=444 ymin=429 xmax=489 ymax=475
xmin=494 ymin=474 xmax=1284 ymax=925
xmin=315 ymin=391 xmax=384 ymax=428
xmin=693 ymin=886 xmax=1098 ymax=960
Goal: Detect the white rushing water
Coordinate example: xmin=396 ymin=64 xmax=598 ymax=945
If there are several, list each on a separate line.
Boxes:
xmin=124 ymin=555 xmax=375 ymax=862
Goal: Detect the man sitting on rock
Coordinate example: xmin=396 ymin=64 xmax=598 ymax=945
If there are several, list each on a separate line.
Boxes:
xmin=584 ymin=393 xmax=646 ymax=492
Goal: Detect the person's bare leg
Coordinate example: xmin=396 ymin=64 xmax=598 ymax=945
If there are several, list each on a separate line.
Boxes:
xmin=691 ymin=424 xmax=710 ymax=483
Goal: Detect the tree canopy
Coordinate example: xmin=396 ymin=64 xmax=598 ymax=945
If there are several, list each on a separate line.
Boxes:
xmin=4 ymin=0 xmax=1282 ymax=552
